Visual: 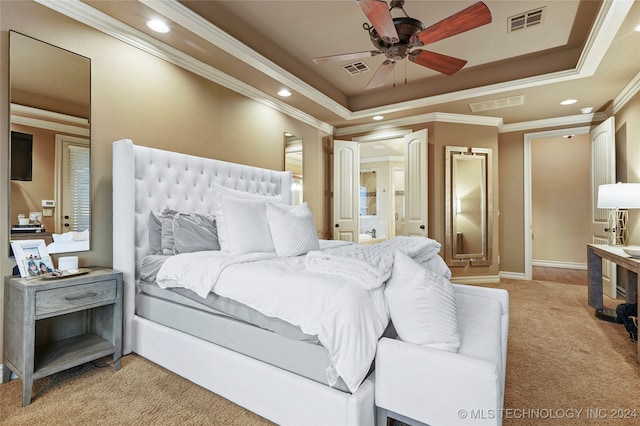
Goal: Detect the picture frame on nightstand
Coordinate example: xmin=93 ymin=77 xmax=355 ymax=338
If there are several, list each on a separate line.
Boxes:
xmin=10 ymin=239 xmax=50 ymax=279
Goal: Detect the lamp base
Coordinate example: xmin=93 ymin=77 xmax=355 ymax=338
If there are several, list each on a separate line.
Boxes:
xmin=595 ymin=307 xmax=623 ymax=323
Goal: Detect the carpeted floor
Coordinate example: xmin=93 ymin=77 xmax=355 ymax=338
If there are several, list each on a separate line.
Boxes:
xmin=1 ymin=278 xmax=639 ymax=425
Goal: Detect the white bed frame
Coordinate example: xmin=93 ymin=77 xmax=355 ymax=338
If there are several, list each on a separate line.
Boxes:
xmin=112 ymin=139 xmax=375 ymax=425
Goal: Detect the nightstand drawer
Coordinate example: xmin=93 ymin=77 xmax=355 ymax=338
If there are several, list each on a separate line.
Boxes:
xmin=36 ymin=280 xmax=117 ymax=316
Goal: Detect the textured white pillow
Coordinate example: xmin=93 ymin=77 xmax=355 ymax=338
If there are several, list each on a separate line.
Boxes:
xmin=220 ymin=196 xmax=274 ymax=254
xmin=385 ymin=251 xmax=460 ymax=352
xmin=266 ymin=201 xmax=320 ymax=257
xmin=212 ymin=183 xmax=282 ymax=252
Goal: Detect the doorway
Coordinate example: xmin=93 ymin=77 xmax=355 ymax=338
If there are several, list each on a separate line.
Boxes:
xmin=524 ymin=125 xmax=592 ymax=281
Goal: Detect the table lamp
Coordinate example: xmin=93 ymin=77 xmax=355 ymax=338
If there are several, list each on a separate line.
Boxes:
xmin=597 ymin=182 xmax=640 ymax=246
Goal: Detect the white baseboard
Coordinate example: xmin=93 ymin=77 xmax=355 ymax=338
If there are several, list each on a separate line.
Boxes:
xmin=452 ymin=275 xmax=501 ymax=284
xmin=499 ymin=271 xmax=527 ymax=280
xmin=532 ymin=260 xmax=587 ymax=270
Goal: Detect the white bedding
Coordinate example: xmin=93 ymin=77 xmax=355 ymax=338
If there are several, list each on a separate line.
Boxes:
xmin=155 ymin=237 xmax=449 ymax=393
xmin=156 ymin=241 xmax=387 ymax=393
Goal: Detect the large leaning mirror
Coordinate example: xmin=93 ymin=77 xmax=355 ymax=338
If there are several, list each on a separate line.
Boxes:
xmin=9 ymin=31 xmax=91 ymax=254
xmin=445 ymin=146 xmax=492 ymax=266
xmin=284 ymin=133 xmax=303 ymax=205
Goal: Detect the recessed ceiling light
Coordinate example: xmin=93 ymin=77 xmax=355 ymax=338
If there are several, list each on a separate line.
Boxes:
xmin=146 ymin=19 xmax=170 ymax=33
xmin=278 ymin=89 xmax=292 ymax=97
xmin=581 ymin=107 xmax=594 ymax=114
xmin=372 ymin=115 xmax=384 ymax=121
xmin=560 ymin=99 xmax=577 ymax=105
xmin=634 ymin=24 xmax=640 ymax=32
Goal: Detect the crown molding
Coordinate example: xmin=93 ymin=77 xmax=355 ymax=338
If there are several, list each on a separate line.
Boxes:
xmin=11 ymin=104 xmax=90 ymax=136
xmin=35 ymin=0 xmax=633 ymax=137
xmin=336 ymin=112 xmax=503 ymax=137
xmin=500 ymin=112 xmax=608 ymax=134
xmin=34 ymin=0 xmax=334 ymax=135
xmin=611 ymin=70 xmax=640 ymax=116
xmin=140 ymin=0 xmax=628 ymax=123
xmin=140 ymin=0 xmax=353 ymax=120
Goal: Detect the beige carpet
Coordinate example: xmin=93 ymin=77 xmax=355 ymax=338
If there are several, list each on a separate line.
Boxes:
xmin=1 ymin=279 xmax=639 ymax=425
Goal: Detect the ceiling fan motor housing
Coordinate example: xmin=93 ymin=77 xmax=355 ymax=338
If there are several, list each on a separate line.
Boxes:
xmin=368 ymin=16 xmax=424 ymax=60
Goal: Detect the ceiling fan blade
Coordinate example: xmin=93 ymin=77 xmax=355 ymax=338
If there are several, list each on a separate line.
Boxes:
xmin=412 ymin=1 xmax=492 ymax=46
xmin=366 ymin=60 xmax=396 ymax=89
xmin=358 ymin=0 xmax=399 ymax=44
xmin=409 ymin=49 xmax=467 ymax=75
xmin=313 ymin=50 xmax=382 ymax=64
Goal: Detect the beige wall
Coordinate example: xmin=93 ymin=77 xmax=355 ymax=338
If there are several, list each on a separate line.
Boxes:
xmin=531 ymin=135 xmax=591 ymax=265
xmin=0 ymin=1 xmax=330 ymax=362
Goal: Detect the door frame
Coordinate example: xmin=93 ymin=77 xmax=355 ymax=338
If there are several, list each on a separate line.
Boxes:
xmin=523 ymin=125 xmax=591 ymax=280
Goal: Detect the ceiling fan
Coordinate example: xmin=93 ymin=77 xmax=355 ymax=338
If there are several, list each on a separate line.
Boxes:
xmin=313 ymin=0 xmax=492 ymax=89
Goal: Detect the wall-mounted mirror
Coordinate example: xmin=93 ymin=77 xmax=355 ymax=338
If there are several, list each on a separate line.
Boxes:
xmin=10 ymin=31 xmax=91 ymax=254
xmin=445 ymin=146 xmax=492 ymax=266
xmin=359 ymin=169 xmax=378 ymax=217
xmin=284 ymin=133 xmax=303 ymax=205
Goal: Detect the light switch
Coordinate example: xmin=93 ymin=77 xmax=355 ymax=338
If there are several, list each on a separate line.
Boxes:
xmin=42 ymin=208 xmax=53 ymax=217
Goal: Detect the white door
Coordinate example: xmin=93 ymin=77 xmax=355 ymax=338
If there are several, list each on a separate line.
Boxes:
xmin=55 ymin=135 xmax=90 ymax=234
xmin=404 ymin=129 xmax=428 ymax=236
xmin=590 ymin=117 xmax=616 ymax=299
xmin=333 ymin=140 xmax=359 ymax=241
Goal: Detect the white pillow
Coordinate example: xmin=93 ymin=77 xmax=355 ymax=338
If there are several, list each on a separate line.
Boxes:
xmin=220 ymin=196 xmax=274 ymax=254
xmin=385 ymin=251 xmax=460 ymax=352
xmin=266 ymin=201 xmax=320 ymax=257
xmin=212 ymin=183 xmax=281 ymax=252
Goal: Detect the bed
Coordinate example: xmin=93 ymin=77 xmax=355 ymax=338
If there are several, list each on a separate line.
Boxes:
xmin=113 ymin=139 xmax=393 ymax=425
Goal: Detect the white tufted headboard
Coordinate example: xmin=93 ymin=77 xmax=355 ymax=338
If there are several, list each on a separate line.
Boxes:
xmin=112 ymin=139 xmax=292 ymax=354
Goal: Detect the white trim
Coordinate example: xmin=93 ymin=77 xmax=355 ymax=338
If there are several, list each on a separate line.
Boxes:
xmin=34 ymin=0 xmax=334 ymax=135
xmin=451 ymin=275 xmax=501 ymax=285
xmin=34 ymin=0 xmax=635 ymax=136
xmin=338 ymin=113 xmax=502 ymax=137
xmin=532 ymin=260 xmax=587 ymax=270
xmin=523 ymin=126 xmax=591 ymax=280
xmin=10 ymin=104 xmax=90 ymax=137
xmin=499 ymin=271 xmax=527 ymax=281
xmin=611 ymin=70 xmax=640 ymax=116
xmin=500 ymin=112 xmax=608 ymax=134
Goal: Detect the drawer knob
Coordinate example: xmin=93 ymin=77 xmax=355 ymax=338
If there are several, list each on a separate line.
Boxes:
xmin=65 ymin=292 xmax=98 ymax=301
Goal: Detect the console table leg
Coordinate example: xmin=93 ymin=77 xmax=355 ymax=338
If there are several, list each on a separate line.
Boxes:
xmin=588 ymin=246 xmax=604 ymax=308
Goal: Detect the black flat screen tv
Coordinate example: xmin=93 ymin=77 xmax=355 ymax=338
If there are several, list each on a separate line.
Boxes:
xmin=11 ymin=131 xmax=33 ymax=181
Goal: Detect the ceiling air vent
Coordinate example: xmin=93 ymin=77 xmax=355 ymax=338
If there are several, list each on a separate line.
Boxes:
xmin=469 ymin=95 xmax=525 ymax=113
xmin=508 ymin=7 xmax=544 ymax=32
xmin=343 ymin=61 xmax=371 ymax=76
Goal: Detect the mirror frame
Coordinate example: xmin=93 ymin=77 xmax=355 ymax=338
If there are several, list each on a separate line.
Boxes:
xmin=9 ymin=31 xmax=91 ymax=254
xmin=445 ymin=145 xmax=492 ymax=266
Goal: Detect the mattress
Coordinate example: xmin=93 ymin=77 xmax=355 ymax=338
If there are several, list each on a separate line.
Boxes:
xmin=136 ymin=286 xmax=355 ymax=392
xmin=137 ymin=249 xmax=397 ymax=392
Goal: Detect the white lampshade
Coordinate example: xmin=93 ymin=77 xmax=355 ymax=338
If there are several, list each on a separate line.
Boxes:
xmin=597 ymin=183 xmax=640 ymax=209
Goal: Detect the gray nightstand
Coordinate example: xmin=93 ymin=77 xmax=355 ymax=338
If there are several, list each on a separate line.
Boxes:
xmin=2 ymin=268 xmax=123 ymax=406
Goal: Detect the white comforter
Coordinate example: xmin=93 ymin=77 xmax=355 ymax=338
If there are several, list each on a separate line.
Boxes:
xmin=155 ymin=238 xmax=447 ymax=393
xmin=156 ymin=241 xmax=387 ymax=392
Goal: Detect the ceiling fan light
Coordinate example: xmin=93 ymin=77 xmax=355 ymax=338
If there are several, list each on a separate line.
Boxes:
xmin=146 ymin=19 xmax=170 ymax=33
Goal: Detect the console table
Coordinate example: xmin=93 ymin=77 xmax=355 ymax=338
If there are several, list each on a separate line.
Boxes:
xmin=587 ymin=244 xmax=639 ymax=361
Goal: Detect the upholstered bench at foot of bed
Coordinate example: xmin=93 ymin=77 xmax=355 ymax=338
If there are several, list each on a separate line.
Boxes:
xmin=375 ymin=284 xmax=509 ymax=426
